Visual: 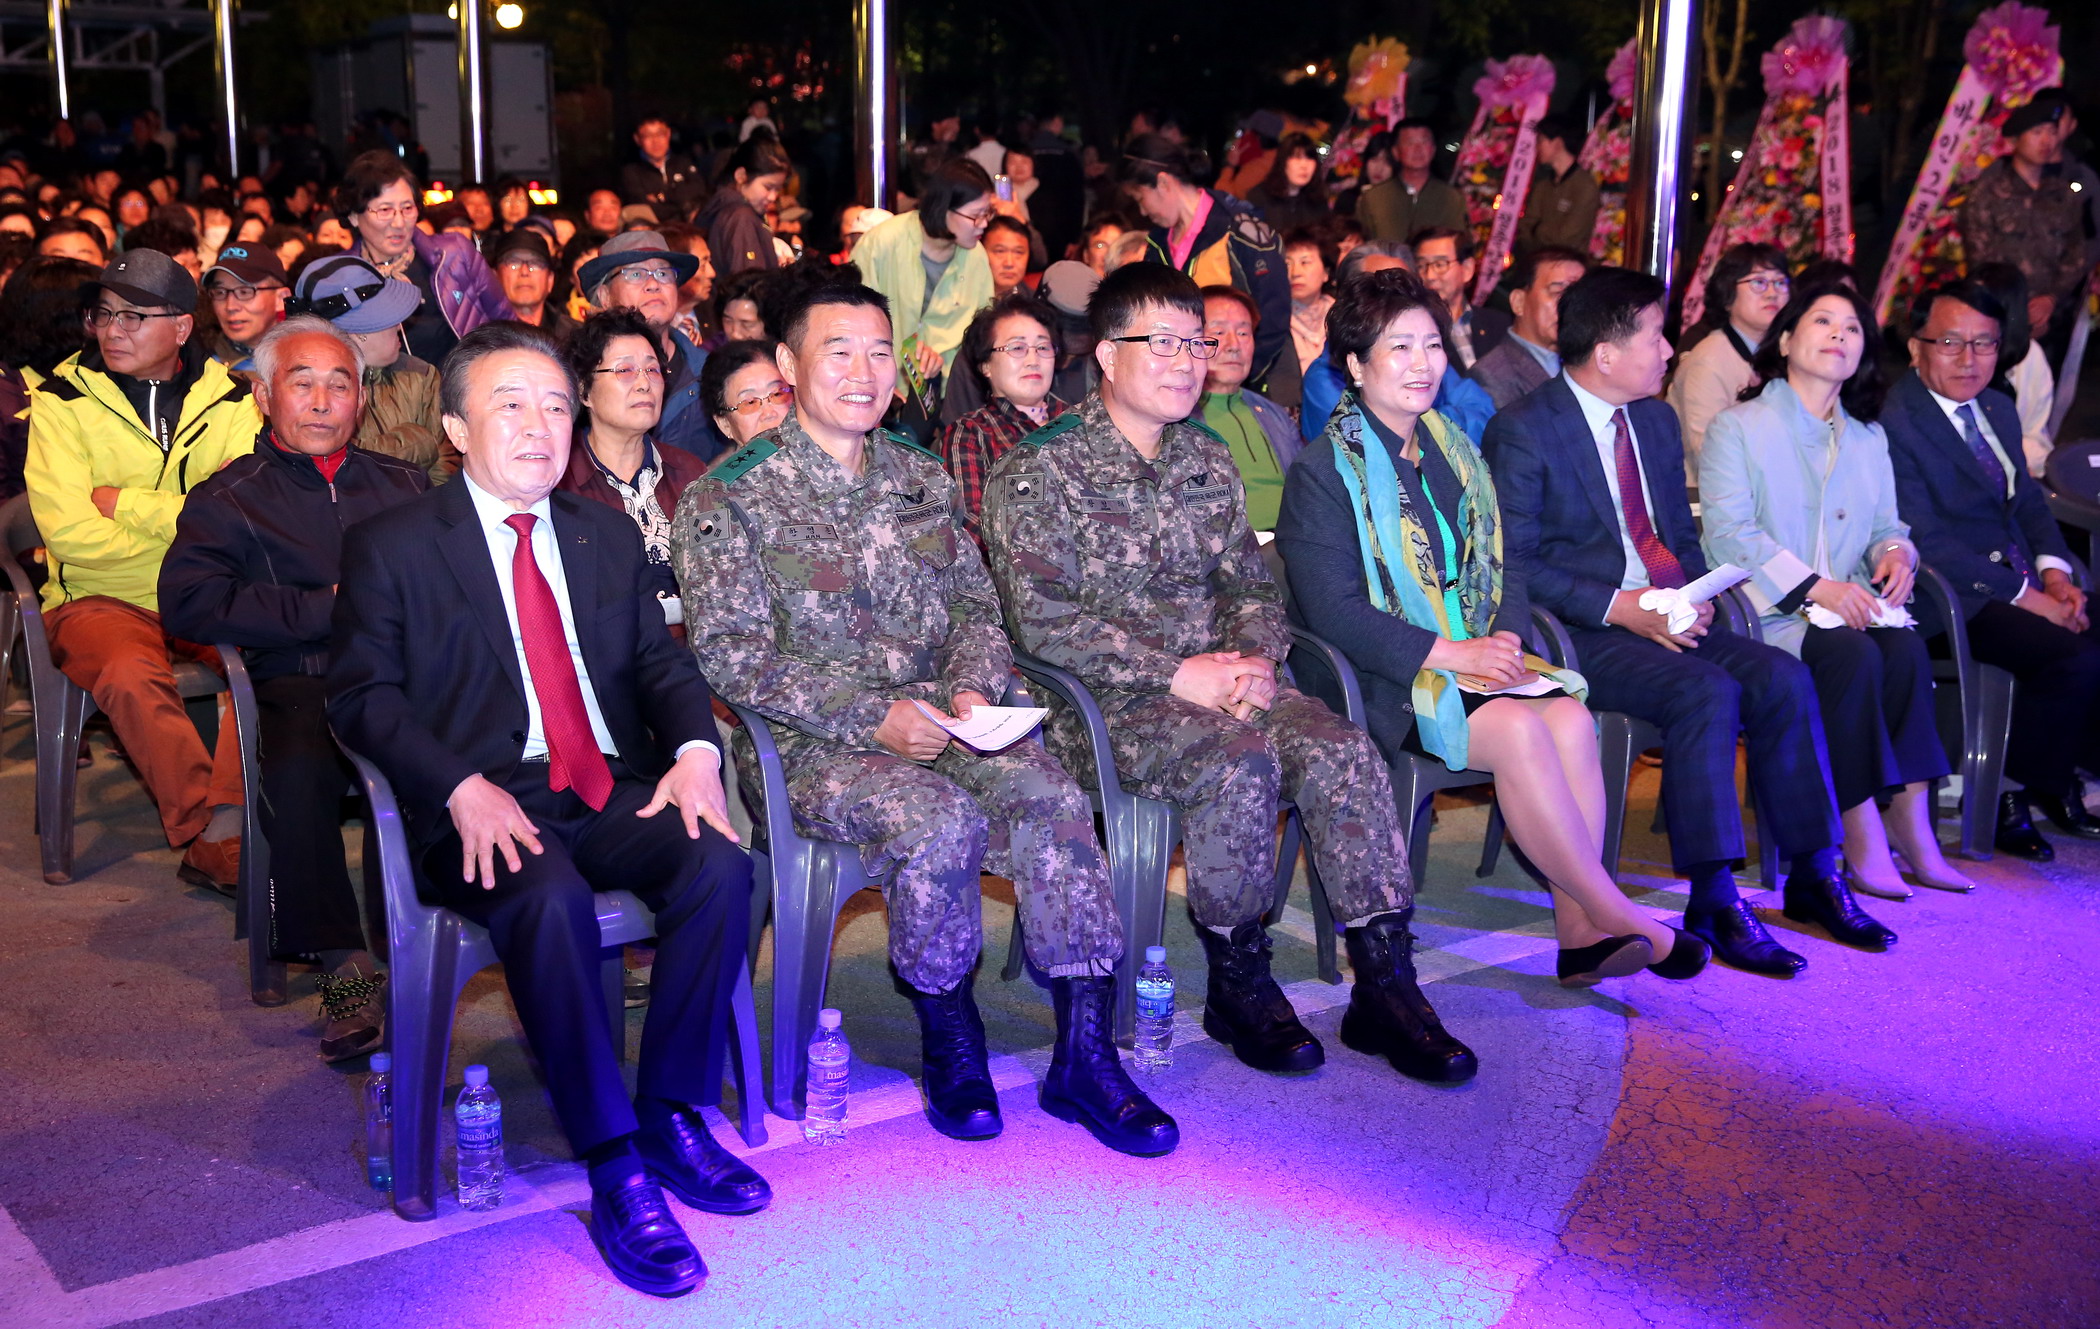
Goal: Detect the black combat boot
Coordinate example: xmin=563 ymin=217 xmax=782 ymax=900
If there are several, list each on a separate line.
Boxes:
xmin=1338 ymin=909 xmax=1478 ymax=1083
xmin=903 ymin=971 xmax=1002 ymax=1140
xmin=1038 ymin=975 xmax=1179 ymax=1156
xmin=1197 ymin=919 xmax=1324 ymax=1072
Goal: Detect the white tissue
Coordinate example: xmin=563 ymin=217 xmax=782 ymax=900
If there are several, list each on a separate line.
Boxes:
xmin=1637 ymin=587 xmax=1703 ymax=634
xmin=1806 ymin=598 xmax=1916 ymax=631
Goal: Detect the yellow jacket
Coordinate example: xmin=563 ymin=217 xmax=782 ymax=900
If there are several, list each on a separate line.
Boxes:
xmin=853 ymin=209 xmax=994 ymax=373
xmin=25 ymin=344 xmax=262 ymax=612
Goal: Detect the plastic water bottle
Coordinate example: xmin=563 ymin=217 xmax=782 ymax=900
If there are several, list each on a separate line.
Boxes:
xmin=363 ymin=1052 xmax=393 ymax=1192
xmin=804 ymin=1009 xmax=850 ymax=1144
xmin=1133 ymin=946 xmax=1175 ymax=1071
xmin=454 ymin=1064 xmax=504 ymax=1211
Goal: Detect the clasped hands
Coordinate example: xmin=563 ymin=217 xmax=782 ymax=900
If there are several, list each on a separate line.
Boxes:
xmin=1171 ymin=651 xmax=1277 ymax=721
xmin=2017 ymin=567 xmax=2090 ymax=632
xmin=448 ymin=745 xmax=738 ymax=888
xmin=1608 ymin=589 xmax=1714 ymax=652
xmin=1424 ymin=630 xmax=1533 ymax=689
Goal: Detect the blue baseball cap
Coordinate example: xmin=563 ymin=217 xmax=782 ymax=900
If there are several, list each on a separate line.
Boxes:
xmin=289 ymin=254 xmax=423 ymax=334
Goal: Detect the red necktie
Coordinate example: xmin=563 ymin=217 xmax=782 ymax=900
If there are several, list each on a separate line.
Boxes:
xmin=504 ymin=513 xmax=615 ymax=810
xmin=1612 ymin=408 xmax=1686 ymax=591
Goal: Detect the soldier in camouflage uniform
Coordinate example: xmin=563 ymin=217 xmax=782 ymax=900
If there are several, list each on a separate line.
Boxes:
xmin=981 ymin=263 xmax=1476 ymax=1084
xmin=1960 ymin=99 xmax=2090 ymax=345
xmin=673 ymin=282 xmax=1177 ymax=1156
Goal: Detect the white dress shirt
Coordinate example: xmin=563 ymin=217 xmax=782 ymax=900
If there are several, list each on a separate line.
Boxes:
xmin=1922 ymin=386 xmax=2072 ymax=597
xmin=462 ymin=474 xmax=716 ymax=768
xmin=1563 ymin=372 xmax=1660 ymax=613
xmin=1508 ymin=331 xmax=1560 ymax=378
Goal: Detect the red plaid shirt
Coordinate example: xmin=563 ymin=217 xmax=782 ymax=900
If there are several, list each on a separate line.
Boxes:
xmin=941 ymin=394 xmax=1070 ymax=541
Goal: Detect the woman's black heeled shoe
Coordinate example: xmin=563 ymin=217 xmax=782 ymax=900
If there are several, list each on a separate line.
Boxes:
xmin=1647 ymin=927 xmax=1712 ymax=980
xmin=1556 ymin=935 xmax=1653 ymax=988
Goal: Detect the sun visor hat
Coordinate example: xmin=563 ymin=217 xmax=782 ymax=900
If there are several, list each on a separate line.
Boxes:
xmin=288 ymin=254 xmax=423 ymax=334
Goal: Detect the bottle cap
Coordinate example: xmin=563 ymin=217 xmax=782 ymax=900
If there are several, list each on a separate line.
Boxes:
xmin=369 ymin=1052 xmax=391 ymax=1073
xmin=463 ymin=1064 xmax=489 ymax=1088
xmin=817 ymin=1008 xmax=843 ymax=1030
xmin=1145 ymin=945 xmax=1167 ymax=963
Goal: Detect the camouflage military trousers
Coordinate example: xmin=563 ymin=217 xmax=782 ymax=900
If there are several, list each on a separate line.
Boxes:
xmin=1077 ymin=687 xmax=1411 ymax=929
xmin=764 ymin=732 xmax=1123 ymax=994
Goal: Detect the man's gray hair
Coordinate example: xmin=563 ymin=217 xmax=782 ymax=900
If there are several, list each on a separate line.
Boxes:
xmin=252 ymin=314 xmax=366 ymax=385
xmin=1334 ymin=240 xmax=1413 ymax=287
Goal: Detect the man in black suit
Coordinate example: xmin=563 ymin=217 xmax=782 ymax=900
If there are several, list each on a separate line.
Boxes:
xmin=1409 ymin=226 xmax=1512 ymax=372
xmin=1884 ymin=280 xmax=2100 ymax=859
xmin=1484 ymin=268 xmax=1895 ymax=973
xmin=1468 ymin=245 xmax=1588 ymax=410
xmin=327 ymin=323 xmax=760 ymax=1299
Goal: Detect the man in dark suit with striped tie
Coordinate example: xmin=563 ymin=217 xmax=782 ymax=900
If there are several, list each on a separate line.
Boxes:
xmin=1484 ymin=268 xmax=1895 ymax=975
xmin=1883 ymin=280 xmax=2100 ymax=860
xmin=328 ymin=323 xmax=761 ymax=1299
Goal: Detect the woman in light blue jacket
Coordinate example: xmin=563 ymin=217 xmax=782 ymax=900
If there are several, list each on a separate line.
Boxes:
xmin=1700 ymin=283 xmax=1965 ymax=900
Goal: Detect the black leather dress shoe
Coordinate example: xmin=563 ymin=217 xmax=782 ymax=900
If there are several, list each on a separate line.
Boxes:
xmin=904 ymin=972 xmax=1002 ymax=1140
xmin=1198 ymin=919 xmax=1324 ymax=1072
xmin=1647 ymin=927 xmax=1712 ymax=980
xmin=1039 ymin=976 xmax=1179 ymax=1156
xmin=1555 ymin=935 xmax=1653 ymax=988
xmin=635 ymin=1110 xmax=772 ymax=1215
xmin=2027 ymin=786 xmax=2100 ymax=841
xmin=1685 ymin=900 xmax=1806 ymax=977
xmin=1994 ymin=792 xmax=2056 ymax=862
xmin=1338 ymin=910 xmax=1477 ymax=1082
xmin=589 ymin=1176 xmax=706 ymax=1298
xmin=1782 ymin=865 xmax=1897 ymax=950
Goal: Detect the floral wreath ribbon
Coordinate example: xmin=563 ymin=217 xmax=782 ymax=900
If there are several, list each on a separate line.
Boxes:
xmin=1682 ymin=16 xmax=1852 ymax=328
xmin=1462 ymin=55 xmax=1555 ymax=308
xmin=1869 ymin=1 xmax=2063 ymax=324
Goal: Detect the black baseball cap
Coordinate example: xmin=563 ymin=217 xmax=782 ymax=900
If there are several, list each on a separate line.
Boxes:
xmin=489 ymin=228 xmax=554 ymax=268
xmin=204 ymin=242 xmax=289 ymax=290
xmin=88 ymin=248 xmax=197 ymax=314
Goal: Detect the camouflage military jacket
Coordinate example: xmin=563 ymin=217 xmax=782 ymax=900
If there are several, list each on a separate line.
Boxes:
xmin=1958 ymin=159 xmax=2088 ymax=304
xmin=979 ymin=393 xmax=1289 ymax=695
xmin=672 ymin=414 xmax=1011 ymax=748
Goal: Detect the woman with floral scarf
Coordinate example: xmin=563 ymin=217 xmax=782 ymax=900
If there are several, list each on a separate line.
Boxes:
xmin=1274 ymin=269 xmax=1711 ymax=988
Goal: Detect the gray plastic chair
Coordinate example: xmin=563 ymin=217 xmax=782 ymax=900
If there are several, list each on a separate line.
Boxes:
xmin=1915 ymin=562 xmax=2016 ymax=861
xmin=215 ymin=646 xmax=289 ymax=1006
xmin=724 ymin=701 xmax=894 ymax=1119
xmin=0 ymin=495 xmax=29 ymax=733
xmin=0 ymin=513 xmax=225 ymax=883
xmin=339 ymin=744 xmax=768 ymax=1221
xmin=1010 ymin=653 xmax=1331 ymax=1000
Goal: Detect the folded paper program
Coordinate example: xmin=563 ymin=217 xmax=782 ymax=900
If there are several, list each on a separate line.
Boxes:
xmin=1637 ymin=563 xmax=1753 ymax=634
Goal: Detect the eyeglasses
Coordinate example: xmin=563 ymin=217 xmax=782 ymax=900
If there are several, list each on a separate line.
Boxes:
xmin=727 ymin=385 xmax=793 ymax=415
xmin=1415 ymin=256 xmax=1459 ymax=275
xmin=1918 ymin=334 xmax=2001 ymax=357
xmin=499 ymin=258 xmax=550 ymax=274
xmin=992 ymin=339 xmax=1055 ymax=361
xmin=206 ymin=282 xmax=283 ymax=304
xmin=614 ymin=265 xmax=678 ymax=286
xmin=1738 ymin=274 xmax=1790 ymax=295
xmin=1109 ymin=333 xmax=1220 ymax=360
xmin=951 ymin=206 xmax=996 ymax=228
xmin=286 ymin=281 xmax=389 ymax=320
xmin=594 ymin=362 xmax=665 ymax=384
xmin=85 ymin=306 xmax=185 ymax=331
xmin=361 ymin=202 xmax=417 ymax=224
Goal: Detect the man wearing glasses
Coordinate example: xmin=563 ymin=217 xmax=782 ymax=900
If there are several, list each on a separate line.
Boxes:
xmin=1407 ymin=227 xmax=1510 ymax=372
xmin=23 ymin=249 xmax=262 ymax=891
xmin=490 ymin=229 xmax=577 ymax=347
xmin=334 ymin=150 xmax=513 ymax=366
xmin=1883 ymin=280 xmax=2100 ymax=860
xmin=676 ymin=282 xmax=1174 ymax=1158
xmin=201 ymin=242 xmax=289 ymax=376
xmin=579 ymin=230 xmax=717 ymax=462
xmin=982 ymin=264 xmax=1419 ymax=1080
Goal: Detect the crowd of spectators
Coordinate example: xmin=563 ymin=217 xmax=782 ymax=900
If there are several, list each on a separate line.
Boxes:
xmin=1 ymin=81 xmax=2096 ymax=1299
